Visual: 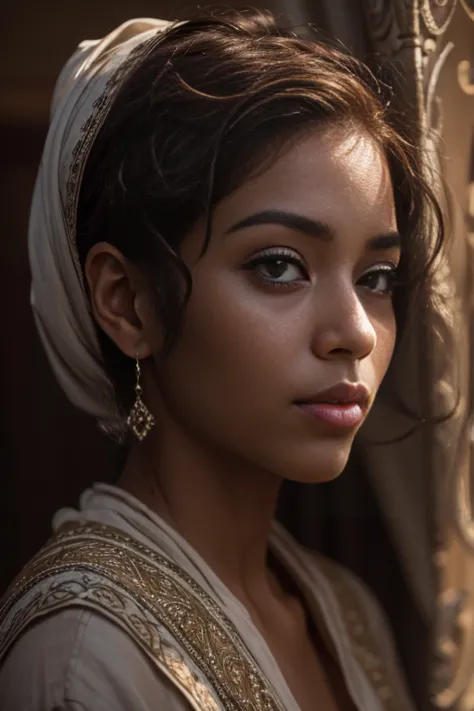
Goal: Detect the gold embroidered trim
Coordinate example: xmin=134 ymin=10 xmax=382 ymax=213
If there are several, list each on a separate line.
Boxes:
xmin=2 ymin=570 xmax=219 ymax=711
xmin=0 ymin=522 xmax=283 ymax=711
xmin=315 ymin=555 xmax=404 ymax=711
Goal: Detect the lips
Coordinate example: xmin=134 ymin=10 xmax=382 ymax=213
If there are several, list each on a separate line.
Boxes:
xmin=296 ymin=382 xmax=370 ymax=408
xmin=294 ymin=382 xmax=370 ymax=430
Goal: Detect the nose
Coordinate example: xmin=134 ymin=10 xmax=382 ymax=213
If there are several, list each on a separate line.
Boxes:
xmin=311 ymin=283 xmax=377 ymax=361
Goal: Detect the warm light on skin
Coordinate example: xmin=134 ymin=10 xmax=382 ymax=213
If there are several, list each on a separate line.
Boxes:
xmin=85 ymin=122 xmax=400 ymax=619
xmin=135 ymin=125 xmax=400 ymax=484
xmin=87 ymin=125 xmax=400 ymax=486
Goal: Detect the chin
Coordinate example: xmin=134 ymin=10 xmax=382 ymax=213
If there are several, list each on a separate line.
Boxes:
xmin=276 ymin=437 xmax=354 ymax=484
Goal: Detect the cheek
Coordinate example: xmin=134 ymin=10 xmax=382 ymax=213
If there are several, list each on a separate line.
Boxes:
xmin=372 ymin=307 xmax=397 ymax=383
xmin=156 ymin=273 xmax=294 ymax=428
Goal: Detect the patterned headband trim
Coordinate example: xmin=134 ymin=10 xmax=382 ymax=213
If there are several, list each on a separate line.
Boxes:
xmin=66 ymin=29 xmax=171 ymax=247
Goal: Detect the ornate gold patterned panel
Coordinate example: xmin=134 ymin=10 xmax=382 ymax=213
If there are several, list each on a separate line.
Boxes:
xmin=360 ymin=2 xmax=474 ymax=708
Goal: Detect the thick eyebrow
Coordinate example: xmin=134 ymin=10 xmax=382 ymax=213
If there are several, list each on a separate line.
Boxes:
xmin=225 ymin=209 xmax=401 ymax=250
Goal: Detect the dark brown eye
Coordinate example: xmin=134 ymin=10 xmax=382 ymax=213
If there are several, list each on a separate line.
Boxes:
xmin=265 ymin=260 xmax=286 ymax=278
xmin=245 ymin=249 xmax=307 ymax=286
xmin=359 ymin=267 xmax=398 ymax=295
xmin=257 ymin=259 xmax=303 ymax=281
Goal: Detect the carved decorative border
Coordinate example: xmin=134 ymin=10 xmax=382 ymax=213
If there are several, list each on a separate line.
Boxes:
xmin=460 ymin=0 xmax=474 ymax=19
xmin=421 ymin=0 xmax=458 ymax=35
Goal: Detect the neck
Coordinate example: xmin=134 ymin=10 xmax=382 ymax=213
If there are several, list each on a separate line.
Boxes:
xmin=118 ymin=427 xmax=282 ymax=599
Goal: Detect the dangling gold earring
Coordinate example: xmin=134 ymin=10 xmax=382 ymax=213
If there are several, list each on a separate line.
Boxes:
xmin=126 ymin=357 xmax=156 ymax=441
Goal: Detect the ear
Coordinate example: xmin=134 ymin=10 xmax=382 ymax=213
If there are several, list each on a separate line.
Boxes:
xmin=85 ymin=243 xmax=159 ymax=359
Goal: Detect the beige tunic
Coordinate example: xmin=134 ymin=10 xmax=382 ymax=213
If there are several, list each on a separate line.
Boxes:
xmin=0 ymin=484 xmax=415 ymax=711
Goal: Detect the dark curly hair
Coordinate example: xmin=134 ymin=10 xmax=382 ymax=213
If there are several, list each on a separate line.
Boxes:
xmin=76 ymin=6 xmax=445 ymax=425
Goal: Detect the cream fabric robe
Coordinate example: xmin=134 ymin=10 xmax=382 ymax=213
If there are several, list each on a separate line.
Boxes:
xmin=0 ymin=484 xmax=415 ymax=710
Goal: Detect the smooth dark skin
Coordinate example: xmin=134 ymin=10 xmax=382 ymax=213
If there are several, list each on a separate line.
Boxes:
xmin=85 ymin=125 xmax=400 ymax=710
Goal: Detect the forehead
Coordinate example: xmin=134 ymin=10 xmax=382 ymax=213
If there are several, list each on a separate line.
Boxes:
xmin=213 ymin=124 xmax=397 ymax=237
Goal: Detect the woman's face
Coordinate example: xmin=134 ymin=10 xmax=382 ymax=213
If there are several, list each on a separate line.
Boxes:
xmin=148 ymin=125 xmax=400 ymax=483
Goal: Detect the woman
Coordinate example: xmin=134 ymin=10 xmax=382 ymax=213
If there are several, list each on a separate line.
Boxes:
xmin=0 ymin=8 xmax=443 ymax=711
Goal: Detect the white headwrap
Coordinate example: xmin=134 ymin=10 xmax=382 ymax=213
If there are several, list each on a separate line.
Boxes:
xmin=28 ymin=18 xmax=173 ymax=434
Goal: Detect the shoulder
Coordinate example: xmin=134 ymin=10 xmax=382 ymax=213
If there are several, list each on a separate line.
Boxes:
xmin=301 ymin=546 xmax=417 ymax=707
xmin=0 ymin=606 xmax=189 ymax=711
xmin=273 ymin=524 xmax=416 ymax=707
xmin=296 ymin=545 xmax=391 ymax=643
xmin=0 ymin=520 xmax=193 ymax=711
xmin=274 ymin=523 xmax=393 ymax=632
xmin=306 ymin=551 xmax=398 ymax=656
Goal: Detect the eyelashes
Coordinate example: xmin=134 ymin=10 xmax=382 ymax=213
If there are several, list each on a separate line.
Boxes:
xmin=244 ymin=247 xmax=307 ymax=286
xmin=357 ymin=265 xmax=401 ymax=295
xmin=244 ymin=246 xmax=401 ymax=295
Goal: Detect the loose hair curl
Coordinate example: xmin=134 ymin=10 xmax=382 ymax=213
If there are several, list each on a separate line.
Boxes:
xmin=77 ymin=7 xmax=445 ymax=425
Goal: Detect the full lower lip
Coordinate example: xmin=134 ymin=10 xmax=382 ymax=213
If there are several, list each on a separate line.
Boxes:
xmin=295 ymin=402 xmax=366 ymax=429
